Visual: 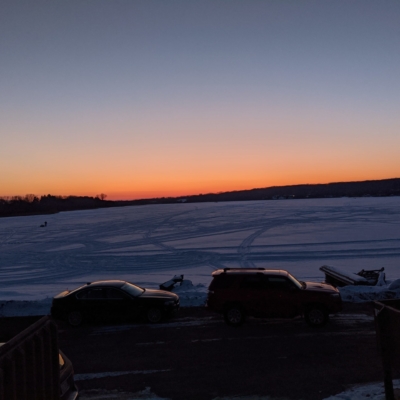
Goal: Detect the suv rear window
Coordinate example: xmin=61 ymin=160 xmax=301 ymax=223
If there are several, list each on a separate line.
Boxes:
xmin=240 ymin=275 xmax=267 ymax=290
xmin=209 ymin=274 xmax=238 ymax=290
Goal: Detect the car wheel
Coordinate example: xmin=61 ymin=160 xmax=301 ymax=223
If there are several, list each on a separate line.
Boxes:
xmin=146 ymin=307 xmax=163 ymax=323
xmin=67 ymin=311 xmax=83 ymax=327
xmin=224 ymin=305 xmax=245 ymax=327
xmin=305 ymin=305 xmax=328 ymax=327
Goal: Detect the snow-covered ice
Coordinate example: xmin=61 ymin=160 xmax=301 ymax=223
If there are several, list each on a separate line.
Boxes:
xmin=1 ymin=197 xmax=400 ymax=316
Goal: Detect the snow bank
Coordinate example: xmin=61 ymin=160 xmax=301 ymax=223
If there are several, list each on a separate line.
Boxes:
xmin=2 ymin=278 xmax=400 ymax=318
xmin=171 ymin=280 xmax=207 ymax=307
xmin=339 ymin=280 xmax=400 ymax=303
xmin=0 ymin=298 xmax=53 ymax=317
xmin=323 ymin=380 xmax=400 ymax=400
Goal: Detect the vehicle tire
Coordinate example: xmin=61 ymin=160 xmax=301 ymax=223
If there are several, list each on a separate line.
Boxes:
xmin=304 ymin=305 xmax=328 ymax=327
xmin=146 ymin=307 xmax=163 ymax=323
xmin=67 ymin=311 xmax=83 ymax=327
xmin=224 ymin=305 xmax=245 ymax=327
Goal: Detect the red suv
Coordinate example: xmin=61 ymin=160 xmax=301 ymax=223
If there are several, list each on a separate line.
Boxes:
xmin=206 ymin=268 xmax=342 ymax=327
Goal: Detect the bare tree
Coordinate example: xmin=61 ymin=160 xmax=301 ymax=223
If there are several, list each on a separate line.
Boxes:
xmin=25 ymin=194 xmax=38 ymax=203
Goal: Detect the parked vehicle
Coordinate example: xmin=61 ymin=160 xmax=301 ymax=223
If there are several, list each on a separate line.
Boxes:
xmin=320 ymin=265 xmax=385 ymax=287
xmin=206 ymin=268 xmax=342 ymax=327
xmin=51 ymin=280 xmax=180 ymax=326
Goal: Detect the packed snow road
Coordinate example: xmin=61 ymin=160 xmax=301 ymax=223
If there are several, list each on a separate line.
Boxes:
xmin=54 ymin=304 xmax=384 ymax=400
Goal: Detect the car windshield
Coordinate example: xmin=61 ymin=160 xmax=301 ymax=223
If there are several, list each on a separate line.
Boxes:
xmin=121 ymin=282 xmax=145 ymax=297
xmin=287 ymin=273 xmax=304 ymax=289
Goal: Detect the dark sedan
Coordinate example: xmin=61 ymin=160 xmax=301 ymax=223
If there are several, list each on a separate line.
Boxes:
xmin=51 ymin=280 xmax=180 ymax=326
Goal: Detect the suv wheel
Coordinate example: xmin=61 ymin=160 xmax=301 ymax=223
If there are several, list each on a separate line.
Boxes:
xmin=305 ymin=305 xmax=328 ymax=327
xmin=224 ymin=305 xmax=245 ymax=326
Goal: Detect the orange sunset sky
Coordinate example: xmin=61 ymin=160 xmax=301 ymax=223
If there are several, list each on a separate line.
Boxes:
xmin=1 ymin=1 xmax=400 ymax=201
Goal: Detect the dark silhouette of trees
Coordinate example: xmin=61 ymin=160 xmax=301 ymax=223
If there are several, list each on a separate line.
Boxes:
xmin=0 ymin=194 xmax=111 ymax=218
xmin=24 ymin=194 xmax=39 ymax=203
xmin=114 ymin=178 xmax=400 ymax=206
xmin=1 ymin=178 xmax=400 ymax=218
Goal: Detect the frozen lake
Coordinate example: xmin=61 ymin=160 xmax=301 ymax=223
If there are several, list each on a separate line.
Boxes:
xmin=1 ymin=196 xmax=400 ymax=303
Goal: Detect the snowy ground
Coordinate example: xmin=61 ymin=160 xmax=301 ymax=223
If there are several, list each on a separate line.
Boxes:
xmin=2 ymin=197 xmax=400 ymax=399
xmin=1 ymin=197 xmax=400 ymax=316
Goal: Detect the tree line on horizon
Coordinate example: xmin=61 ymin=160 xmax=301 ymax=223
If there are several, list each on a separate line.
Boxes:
xmin=0 ymin=194 xmax=110 ymax=218
xmin=116 ymin=178 xmax=400 ymax=206
xmin=1 ymin=178 xmax=400 ymax=218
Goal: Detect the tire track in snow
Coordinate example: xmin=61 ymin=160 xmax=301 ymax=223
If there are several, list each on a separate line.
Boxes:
xmin=137 ymin=207 xmax=222 ymax=271
xmin=0 ymin=230 xmax=16 ymax=246
xmin=238 ymin=228 xmax=271 ymax=268
xmin=236 ymin=212 xmax=304 ymax=269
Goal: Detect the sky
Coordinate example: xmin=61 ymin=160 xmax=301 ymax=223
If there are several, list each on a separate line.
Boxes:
xmin=1 ymin=0 xmax=400 ymax=200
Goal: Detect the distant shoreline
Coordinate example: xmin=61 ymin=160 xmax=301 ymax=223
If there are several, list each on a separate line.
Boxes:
xmin=1 ymin=177 xmax=399 ymax=218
